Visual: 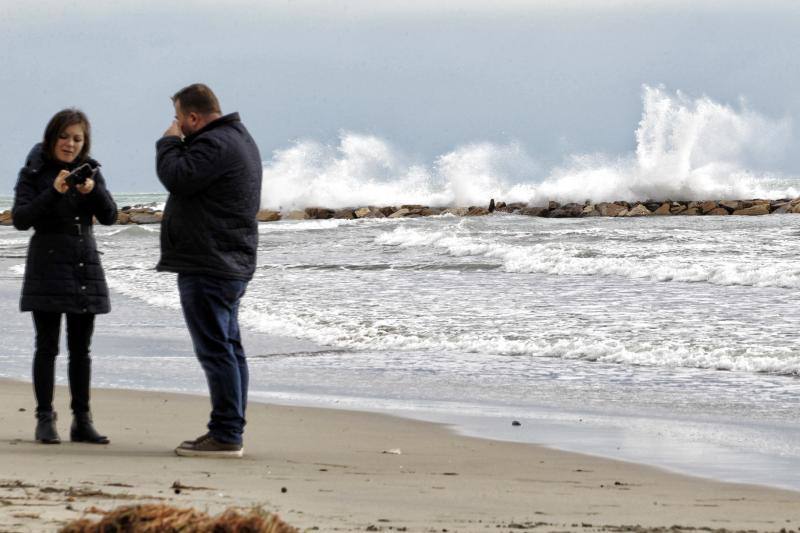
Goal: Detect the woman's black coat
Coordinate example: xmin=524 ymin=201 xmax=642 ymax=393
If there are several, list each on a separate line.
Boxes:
xmin=12 ymin=144 xmax=118 ymax=314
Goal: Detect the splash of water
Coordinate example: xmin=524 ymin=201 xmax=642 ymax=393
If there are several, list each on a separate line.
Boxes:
xmin=260 ymin=135 xmax=538 ymax=210
xmin=260 ymin=85 xmax=797 ymax=210
xmin=532 ymin=85 xmax=795 ymax=203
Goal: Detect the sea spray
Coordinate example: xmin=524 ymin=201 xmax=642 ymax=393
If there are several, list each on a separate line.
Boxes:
xmin=260 ymin=134 xmax=538 ymax=210
xmin=531 ymin=86 xmax=795 ymax=204
xmin=260 ymin=86 xmax=799 ymax=210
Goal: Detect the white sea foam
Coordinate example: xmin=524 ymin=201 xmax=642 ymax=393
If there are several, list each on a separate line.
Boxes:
xmin=260 ymin=134 xmax=538 ymax=210
xmin=102 ymin=224 xmax=160 ymax=237
xmin=241 ymin=308 xmax=800 ymax=376
xmin=530 ymin=86 xmax=796 ymax=204
xmin=257 ymin=218 xmax=355 ymax=233
xmin=106 ymin=276 xmax=181 ymax=310
xmin=260 ymin=86 xmax=798 ymax=210
xmin=374 ymin=225 xmax=800 ymax=289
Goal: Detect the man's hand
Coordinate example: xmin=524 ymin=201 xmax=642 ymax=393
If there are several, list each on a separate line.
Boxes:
xmin=76 ymin=177 xmax=95 ymax=195
xmin=163 ymin=120 xmax=182 ymax=138
xmin=53 ymin=170 xmax=70 ymax=194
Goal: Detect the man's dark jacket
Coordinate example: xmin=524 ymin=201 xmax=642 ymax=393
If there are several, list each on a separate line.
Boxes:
xmin=155 ymin=113 xmax=262 ymax=281
xmin=12 ymin=143 xmax=118 ymax=314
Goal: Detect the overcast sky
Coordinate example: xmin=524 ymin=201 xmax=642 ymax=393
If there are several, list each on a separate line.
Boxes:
xmin=2 ymin=0 xmax=799 ymax=193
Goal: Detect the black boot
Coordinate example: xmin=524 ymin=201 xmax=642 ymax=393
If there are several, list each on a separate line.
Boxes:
xmin=35 ymin=411 xmax=61 ymax=444
xmin=70 ymin=412 xmax=109 ymax=444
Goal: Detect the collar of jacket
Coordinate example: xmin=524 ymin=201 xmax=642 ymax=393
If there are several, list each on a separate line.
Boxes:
xmin=184 ymin=112 xmax=241 ymax=143
xmin=24 ymin=143 xmax=100 ymax=175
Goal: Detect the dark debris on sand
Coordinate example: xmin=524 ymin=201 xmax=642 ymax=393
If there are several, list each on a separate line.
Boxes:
xmin=59 ymin=503 xmax=300 ymax=533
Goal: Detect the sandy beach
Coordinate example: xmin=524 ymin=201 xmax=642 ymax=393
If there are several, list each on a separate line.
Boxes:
xmin=0 ymin=379 xmax=797 ymax=532
xmin=5 ymin=1 xmax=800 ymax=531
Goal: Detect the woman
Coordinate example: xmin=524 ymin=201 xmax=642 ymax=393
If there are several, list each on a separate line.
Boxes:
xmin=12 ymin=109 xmax=118 ymax=444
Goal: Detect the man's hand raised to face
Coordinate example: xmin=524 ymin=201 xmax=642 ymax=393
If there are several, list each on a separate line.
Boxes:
xmin=163 ymin=120 xmax=182 ymax=139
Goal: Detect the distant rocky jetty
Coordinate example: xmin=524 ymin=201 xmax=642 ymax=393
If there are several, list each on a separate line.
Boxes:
xmin=2 ymin=198 xmax=800 ymax=227
xmin=255 ymin=198 xmax=800 ymax=220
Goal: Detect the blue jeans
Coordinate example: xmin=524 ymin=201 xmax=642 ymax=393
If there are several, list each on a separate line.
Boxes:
xmin=178 ymin=274 xmax=249 ymax=444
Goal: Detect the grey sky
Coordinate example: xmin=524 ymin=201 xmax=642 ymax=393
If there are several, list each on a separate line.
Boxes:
xmin=2 ymin=0 xmax=799 ymax=193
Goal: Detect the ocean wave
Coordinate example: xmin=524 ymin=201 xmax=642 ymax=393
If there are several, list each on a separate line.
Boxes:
xmin=100 ymin=224 xmax=160 ymax=238
xmin=375 ymin=225 xmax=800 ymax=289
xmin=257 ymin=218 xmax=356 ymax=233
xmin=259 ymin=85 xmax=799 ymax=210
xmin=240 ymin=308 xmax=800 ymax=377
xmin=104 ymin=269 xmax=181 ymax=310
xmin=257 ymin=261 xmax=501 ymax=272
xmin=260 ymin=134 xmax=538 ymax=210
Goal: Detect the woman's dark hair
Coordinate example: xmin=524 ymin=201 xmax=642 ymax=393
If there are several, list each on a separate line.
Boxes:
xmin=43 ymin=108 xmax=91 ymax=162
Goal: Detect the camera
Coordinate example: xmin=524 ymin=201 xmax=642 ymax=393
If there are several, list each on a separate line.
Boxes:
xmin=65 ymin=163 xmax=95 ymax=187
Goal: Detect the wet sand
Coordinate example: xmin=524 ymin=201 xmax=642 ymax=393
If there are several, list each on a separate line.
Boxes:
xmin=1 ymin=378 xmax=798 ymax=532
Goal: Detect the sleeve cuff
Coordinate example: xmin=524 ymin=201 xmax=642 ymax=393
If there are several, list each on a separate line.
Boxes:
xmin=156 ymin=136 xmax=182 ymax=149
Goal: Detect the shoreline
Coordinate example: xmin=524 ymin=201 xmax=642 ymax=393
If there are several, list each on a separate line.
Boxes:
xmin=5 ymin=372 xmax=800 ymax=495
xmin=1 ymin=264 xmax=799 ymax=497
xmin=2 ymin=378 xmax=799 ymax=532
xmin=322 ymin=399 xmax=800 ymax=493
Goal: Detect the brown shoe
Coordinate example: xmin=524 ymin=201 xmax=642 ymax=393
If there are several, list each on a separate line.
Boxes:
xmin=175 ymin=433 xmax=243 ymax=458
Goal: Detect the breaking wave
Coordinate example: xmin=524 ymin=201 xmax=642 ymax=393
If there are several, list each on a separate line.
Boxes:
xmin=261 ymin=85 xmax=798 ymax=210
xmin=374 ymin=224 xmax=800 ymax=289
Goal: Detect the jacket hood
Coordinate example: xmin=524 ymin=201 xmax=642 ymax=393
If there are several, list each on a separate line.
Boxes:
xmin=24 ymin=143 xmax=48 ymax=172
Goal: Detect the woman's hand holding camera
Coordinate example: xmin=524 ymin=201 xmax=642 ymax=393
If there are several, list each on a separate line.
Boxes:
xmin=53 ymin=170 xmax=70 ymax=194
xmin=75 ymin=178 xmax=95 ymax=195
xmin=53 ymin=170 xmax=95 ymax=195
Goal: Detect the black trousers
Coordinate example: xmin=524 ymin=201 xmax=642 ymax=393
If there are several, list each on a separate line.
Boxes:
xmin=32 ymin=311 xmax=95 ymax=415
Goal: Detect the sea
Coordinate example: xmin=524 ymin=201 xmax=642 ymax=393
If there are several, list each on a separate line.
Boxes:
xmin=1 ymin=87 xmax=800 ymax=491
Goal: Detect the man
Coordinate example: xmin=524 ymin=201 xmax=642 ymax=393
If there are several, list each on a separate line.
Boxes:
xmin=156 ymin=83 xmax=262 ymax=458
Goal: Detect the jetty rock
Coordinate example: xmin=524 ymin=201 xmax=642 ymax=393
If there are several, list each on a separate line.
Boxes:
xmin=733 ymin=204 xmax=771 ymax=216
xmin=624 ymin=204 xmax=653 ymax=217
xmin=256 ymin=209 xmax=281 ymax=222
xmin=148 ymin=195 xmax=800 ymax=223
xmin=6 ymin=195 xmax=800 ymax=229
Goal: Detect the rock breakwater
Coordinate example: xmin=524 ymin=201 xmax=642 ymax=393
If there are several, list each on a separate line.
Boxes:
xmin=2 ymin=198 xmax=800 ymax=226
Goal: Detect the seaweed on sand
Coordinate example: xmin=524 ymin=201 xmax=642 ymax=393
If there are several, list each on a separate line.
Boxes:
xmin=59 ymin=503 xmax=300 ymax=533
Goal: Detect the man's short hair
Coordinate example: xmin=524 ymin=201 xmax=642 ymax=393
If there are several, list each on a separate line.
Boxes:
xmin=172 ymin=83 xmax=221 ymax=115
